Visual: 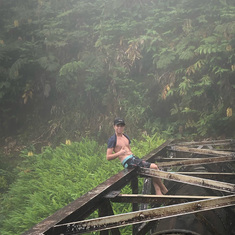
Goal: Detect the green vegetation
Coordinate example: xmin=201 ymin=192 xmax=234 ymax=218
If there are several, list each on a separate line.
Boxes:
xmin=0 ymin=0 xmax=234 ymax=143
xmin=0 ymin=0 xmax=235 ymax=234
xmin=0 ymin=135 xmax=164 ymax=235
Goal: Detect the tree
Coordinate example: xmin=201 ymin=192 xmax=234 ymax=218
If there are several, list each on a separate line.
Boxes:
xmin=0 ymin=0 xmax=234 ymax=143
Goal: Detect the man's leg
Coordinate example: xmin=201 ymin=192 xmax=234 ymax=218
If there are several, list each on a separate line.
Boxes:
xmin=150 ymin=163 xmax=168 ymax=195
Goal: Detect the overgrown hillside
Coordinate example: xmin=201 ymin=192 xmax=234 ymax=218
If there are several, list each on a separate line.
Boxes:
xmin=0 ymin=0 xmax=234 ymax=147
xmin=0 ymin=135 xmax=165 ymax=235
xmin=0 ymin=1 xmax=234 ymax=232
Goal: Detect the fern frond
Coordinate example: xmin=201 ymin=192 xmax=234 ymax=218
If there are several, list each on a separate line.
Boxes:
xmin=38 ymin=55 xmax=59 ymax=72
xmin=9 ymin=58 xmax=28 ymax=79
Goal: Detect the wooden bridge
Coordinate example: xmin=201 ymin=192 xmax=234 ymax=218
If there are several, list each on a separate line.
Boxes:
xmin=23 ymin=139 xmax=235 ymax=235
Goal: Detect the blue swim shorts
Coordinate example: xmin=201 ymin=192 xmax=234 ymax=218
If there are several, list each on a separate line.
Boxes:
xmin=122 ymin=155 xmax=151 ymax=169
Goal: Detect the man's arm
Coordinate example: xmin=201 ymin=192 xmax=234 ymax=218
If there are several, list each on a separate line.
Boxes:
xmin=106 ymin=147 xmax=126 ymax=161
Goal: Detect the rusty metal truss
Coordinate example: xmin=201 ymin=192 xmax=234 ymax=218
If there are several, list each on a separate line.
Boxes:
xmin=22 ymin=139 xmax=235 ymax=235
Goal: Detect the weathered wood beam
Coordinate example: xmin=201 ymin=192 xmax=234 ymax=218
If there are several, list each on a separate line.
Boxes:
xmin=177 ymin=172 xmax=235 ymax=177
xmin=170 ymin=146 xmax=235 ymax=157
xmin=157 ymin=155 xmax=235 ymax=168
xmin=98 ymin=200 xmax=121 ymax=235
xmin=111 ymin=194 xmax=219 ymax=204
xmin=172 ymin=139 xmax=235 ymax=147
xmin=139 ymin=168 xmax=235 ymax=193
xmin=156 ymin=157 xmax=201 ymax=162
xmin=22 ymin=168 xmax=138 ymax=235
xmin=53 ymin=195 xmax=235 ymax=234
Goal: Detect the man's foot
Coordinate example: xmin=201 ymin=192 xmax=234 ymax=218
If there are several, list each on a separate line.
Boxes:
xmin=156 ymin=191 xmax=163 ymax=195
xmin=162 ymin=188 xmax=168 ymax=195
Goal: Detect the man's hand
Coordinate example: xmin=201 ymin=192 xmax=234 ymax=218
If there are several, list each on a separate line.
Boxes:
xmin=119 ymin=147 xmax=126 ymax=156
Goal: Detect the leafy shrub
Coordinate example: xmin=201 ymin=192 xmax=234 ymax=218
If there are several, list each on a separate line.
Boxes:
xmin=0 ymin=135 xmax=164 ymax=235
xmin=0 ymin=139 xmax=118 ymax=234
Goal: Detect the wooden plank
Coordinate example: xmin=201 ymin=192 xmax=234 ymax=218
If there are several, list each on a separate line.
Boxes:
xmin=53 ymin=195 xmax=235 ymax=234
xmin=99 ymin=200 xmax=121 ymax=235
xmin=157 ymin=155 xmax=235 ymax=168
xmin=139 ymin=168 xmax=235 ymax=193
xmin=156 ymin=158 xmax=202 ymax=162
xmin=172 ymin=139 xmax=235 ymax=147
xmin=111 ymin=194 xmax=219 ymax=204
xmin=119 ymin=194 xmax=219 ymax=199
xmin=170 ymin=146 xmax=235 ymax=157
xmin=177 ymin=172 xmax=235 ymax=177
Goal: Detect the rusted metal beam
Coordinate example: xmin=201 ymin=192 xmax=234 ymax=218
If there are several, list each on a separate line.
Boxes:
xmin=170 ymin=146 xmax=235 ymax=157
xmin=157 ymin=155 xmax=235 ymax=168
xmin=139 ymin=168 xmax=235 ymax=193
xmin=53 ymin=195 xmax=235 ymax=234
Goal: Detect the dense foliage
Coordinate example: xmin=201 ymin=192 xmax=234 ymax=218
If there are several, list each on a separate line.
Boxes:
xmin=0 ymin=135 xmax=164 ymax=235
xmin=0 ymin=0 xmax=234 ymax=144
xmin=0 ymin=0 xmax=234 ymax=233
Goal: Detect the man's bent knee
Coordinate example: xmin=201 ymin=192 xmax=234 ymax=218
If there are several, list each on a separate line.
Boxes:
xmin=150 ymin=163 xmax=159 ymax=170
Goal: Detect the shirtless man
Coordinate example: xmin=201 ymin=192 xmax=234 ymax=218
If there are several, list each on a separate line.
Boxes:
xmin=106 ymin=117 xmax=168 ymax=195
